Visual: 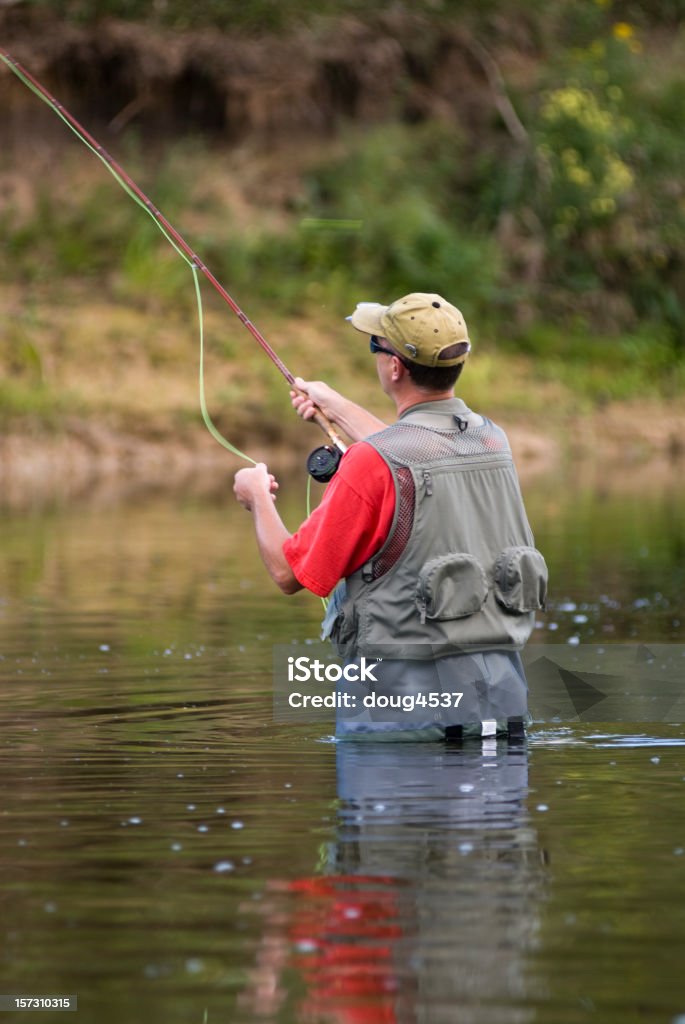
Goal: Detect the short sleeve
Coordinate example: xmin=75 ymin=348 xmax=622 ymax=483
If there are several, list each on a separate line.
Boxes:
xmin=283 ymin=442 xmax=396 ymax=597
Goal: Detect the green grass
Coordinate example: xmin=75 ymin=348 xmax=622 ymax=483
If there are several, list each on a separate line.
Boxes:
xmin=0 ymin=379 xmax=85 ymax=428
xmin=2 ymin=32 xmax=684 ymax=441
xmin=501 ymin=324 xmax=685 ymax=404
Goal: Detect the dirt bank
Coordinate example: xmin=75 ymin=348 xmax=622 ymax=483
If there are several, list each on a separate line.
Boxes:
xmin=0 ymin=418 xmax=298 ymax=509
xmin=2 ymin=400 xmax=683 ymax=509
xmin=0 ymin=8 xmax=510 ymax=148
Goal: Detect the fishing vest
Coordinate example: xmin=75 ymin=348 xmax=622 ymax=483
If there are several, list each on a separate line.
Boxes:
xmin=325 ymin=398 xmax=548 ymax=660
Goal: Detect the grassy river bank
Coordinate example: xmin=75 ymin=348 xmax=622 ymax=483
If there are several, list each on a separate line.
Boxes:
xmin=1 ymin=5 xmax=684 ymax=506
xmin=1 ymin=139 xmax=684 ymax=508
xmin=1 ymin=269 xmax=684 ymax=509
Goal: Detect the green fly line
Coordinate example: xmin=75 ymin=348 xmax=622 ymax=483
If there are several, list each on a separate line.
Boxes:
xmin=306 ymin=474 xmax=329 ymax=611
xmin=3 ymin=51 xmax=349 ymax=615
xmin=2 ymin=53 xmax=255 ymax=464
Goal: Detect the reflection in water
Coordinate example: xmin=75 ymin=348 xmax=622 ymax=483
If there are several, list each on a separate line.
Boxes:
xmin=242 ymin=742 xmax=546 ymax=1024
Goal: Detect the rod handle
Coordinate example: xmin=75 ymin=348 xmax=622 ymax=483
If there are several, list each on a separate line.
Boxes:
xmin=291 ymin=387 xmax=347 ymax=454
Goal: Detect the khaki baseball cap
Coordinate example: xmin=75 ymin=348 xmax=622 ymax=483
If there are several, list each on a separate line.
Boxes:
xmin=347 ymin=292 xmax=470 ymax=367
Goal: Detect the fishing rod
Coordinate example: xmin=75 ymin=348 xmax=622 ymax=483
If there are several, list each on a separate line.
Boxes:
xmin=0 ymin=50 xmax=347 ymax=475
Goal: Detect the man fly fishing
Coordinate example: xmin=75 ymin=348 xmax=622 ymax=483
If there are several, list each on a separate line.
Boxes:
xmin=234 ymin=293 xmax=547 ymax=740
xmin=1 ymin=59 xmax=544 ymax=739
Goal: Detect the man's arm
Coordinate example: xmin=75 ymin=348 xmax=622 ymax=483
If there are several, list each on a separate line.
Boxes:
xmin=233 ymin=464 xmax=303 ymax=595
xmin=291 ymin=377 xmax=387 ymax=442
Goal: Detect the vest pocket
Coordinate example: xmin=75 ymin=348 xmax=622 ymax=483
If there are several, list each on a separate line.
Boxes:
xmin=321 ymin=582 xmax=359 ymax=657
xmin=416 ymin=553 xmax=489 ymax=624
xmin=494 ymin=546 xmax=548 ymax=614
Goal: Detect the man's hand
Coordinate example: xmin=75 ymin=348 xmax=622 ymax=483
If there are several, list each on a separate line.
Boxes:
xmin=233 ymin=463 xmax=279 ymax=512
xmin=291 ymin=376 xmax=388 ymax=443
xmin=290 ymin=377 xmax=343 ymax=422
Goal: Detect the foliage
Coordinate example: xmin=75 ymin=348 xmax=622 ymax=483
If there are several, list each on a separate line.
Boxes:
xmin=23 ymin=0 xmax=685 ymax=33
xmin=454 ymin=13 xmax=685 ymax=347
xmin=526 ymin=30 xmax=685 ymax=341
xmin=2 ymin=0 xmax=684 ymax=434
xmin=212 ymin=123 xmax=501 ymax=323
xmin=24 ymin=0 xmax=551 ymax=34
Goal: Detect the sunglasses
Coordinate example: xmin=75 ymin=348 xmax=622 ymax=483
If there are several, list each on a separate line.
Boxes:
xmin=369 ymin=336 xmax=409 ymax=365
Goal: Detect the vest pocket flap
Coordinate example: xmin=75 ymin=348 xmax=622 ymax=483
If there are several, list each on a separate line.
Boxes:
xmin=494 ymin=546 xmax=548 ymax=613
xmin=416 ymin=553 xmax=488 ymax=623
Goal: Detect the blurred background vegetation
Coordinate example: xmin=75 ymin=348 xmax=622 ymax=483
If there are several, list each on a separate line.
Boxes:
xmin=1 ymin=0 xmax=684 ymax=449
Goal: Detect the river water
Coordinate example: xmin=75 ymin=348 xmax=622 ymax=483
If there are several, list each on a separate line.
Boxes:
xmin=1 ymin=463 xmax=684 ymax=1023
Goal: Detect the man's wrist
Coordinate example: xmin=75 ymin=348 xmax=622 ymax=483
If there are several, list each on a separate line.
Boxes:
xmin=252 ymin=487 xmax=275 ymax=513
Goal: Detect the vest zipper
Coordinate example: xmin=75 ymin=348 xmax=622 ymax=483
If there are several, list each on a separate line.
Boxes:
xmin=417 ymin=595 xmax=427 ymax=624
xmin=422 ymin=470 xmax=433 ymax=496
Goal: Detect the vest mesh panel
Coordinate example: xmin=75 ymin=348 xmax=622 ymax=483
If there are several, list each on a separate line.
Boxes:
xmin=371 ymin=467 xmax=415 ymax=580
xmin=371 ymin=422 xmax=509 ymax=465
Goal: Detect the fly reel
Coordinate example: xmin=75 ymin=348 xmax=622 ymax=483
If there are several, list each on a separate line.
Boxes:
xmin=306 ymin=445 xmax=342 ymax=483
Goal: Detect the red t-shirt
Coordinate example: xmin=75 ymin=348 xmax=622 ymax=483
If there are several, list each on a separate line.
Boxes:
xmin=283 ymin=442 xmax=396 ymax=597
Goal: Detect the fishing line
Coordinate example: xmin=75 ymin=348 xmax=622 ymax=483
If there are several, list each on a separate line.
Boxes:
xmin=191 ymin=265 xmax=256 ymax=461
xmin=2 ymin=51 xmax=253 ymax=462
xmin=305 ymin=473 xmax=329 ymax=611
xmin=0 ymin=51 xmax=347 ymax=461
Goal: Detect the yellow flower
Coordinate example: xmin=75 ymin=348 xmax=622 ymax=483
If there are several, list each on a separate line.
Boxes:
xmin=604 ymin=155 xmax=633 ymax=194
xmin=613 ymin=22 xmax=635 ymax=40
xmin=567 ymin=165 xmax=592 ymax=187
xmin=591 ymin=197 xmax=616 ymax=215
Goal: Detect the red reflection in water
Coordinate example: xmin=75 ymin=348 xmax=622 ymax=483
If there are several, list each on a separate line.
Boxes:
xmin=242 ymin=873 xmax=410 ymax=1023
xmin=287 ymin=874 xmax=405 ymax=1019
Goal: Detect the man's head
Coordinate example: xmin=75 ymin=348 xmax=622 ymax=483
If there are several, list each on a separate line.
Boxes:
xmin=347 ymin=292 xmax=470 ymax=392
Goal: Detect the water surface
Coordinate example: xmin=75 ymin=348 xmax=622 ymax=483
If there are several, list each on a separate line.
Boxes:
xmin=1 ymin=469 xmax=684 ymax=1023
